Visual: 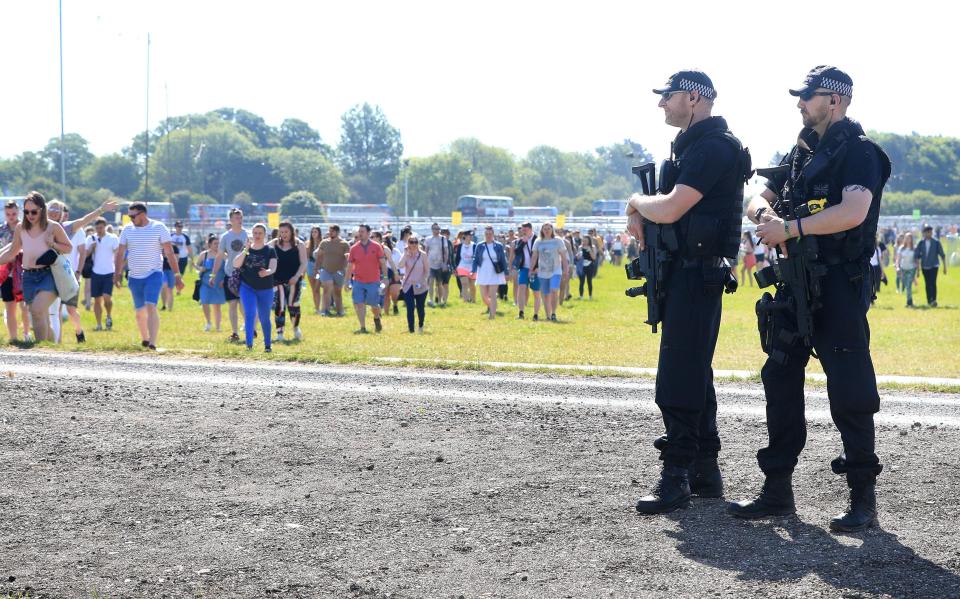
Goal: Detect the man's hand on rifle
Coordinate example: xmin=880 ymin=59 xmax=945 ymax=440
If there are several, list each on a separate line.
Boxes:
xmin=757 ymin=212 xmax=789 ymax=257
xmin=626 ymin=195 xmax=646 ymax=251
xmin=756 ymin=213 xmax=797 ymax=248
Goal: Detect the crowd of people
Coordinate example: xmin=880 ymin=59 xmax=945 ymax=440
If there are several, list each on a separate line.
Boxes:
xmin=0 ymin=194 xmax=647 ymax=352
xmin=733 ymin=224 xmax=954 ymax=308
xmin=0 ymin=192 xmax=954 ymax=353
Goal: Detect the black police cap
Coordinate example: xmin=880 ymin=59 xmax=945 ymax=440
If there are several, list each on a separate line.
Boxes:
xmin=652 ymin=70 xmax=717 ymax=100
xmin=789 ymin=66 xmax=853 ymax=98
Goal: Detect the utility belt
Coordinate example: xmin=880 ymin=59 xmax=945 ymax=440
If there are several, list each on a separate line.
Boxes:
xmin=755 ymin=258 xmax=868 ymax=366
xmin=679 ymin=255 xmax=738 ymax=295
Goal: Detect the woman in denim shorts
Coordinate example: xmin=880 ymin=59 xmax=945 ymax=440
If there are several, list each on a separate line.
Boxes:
xmin=1 ymin=192 xmax=73 ymax=342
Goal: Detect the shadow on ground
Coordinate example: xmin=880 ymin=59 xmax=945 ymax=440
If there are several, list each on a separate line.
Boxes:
xmin=667 ymin=501 xmax=960 ymax=598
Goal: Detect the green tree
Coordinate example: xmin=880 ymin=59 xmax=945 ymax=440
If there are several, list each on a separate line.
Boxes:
xmin=279 ymin=118 xmax=332 ymax=156
xmin=280 ymin=190 xmax=323 ymax=216
xmin=264 ymin=147 xmax=348 ymax=202
xmin=41 ymin=133 xmax=95 ymax=187
xmin=448 ymin=138 xmax=516 ymax=190
xmin=232 ymin=191 xmax=255 ymax=215
xmin=23 ymin=176 xmax=62 ymax=202
xmin=0 ymin=152 xmax=51 ymax=193
xmin=169 ymin=190 xmax=215 ymax=218
xmin=82 ymin=154 xmax=140 ymax=197
xmin=213 ymin=107 xmax=280 ymax=148
xmin=595 ymin=139 xmax=655 ymax=189
xmin=387 ymin=154 xmax=471 ymax=217
xmin=152 ymin=121 xmax=286 ymax=202
xmin=337 ymin=103 xmax=403 ymax=203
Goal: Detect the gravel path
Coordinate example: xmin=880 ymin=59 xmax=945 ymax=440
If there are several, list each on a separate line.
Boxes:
xmin=1 ymin=351 xmax=959 ymax=598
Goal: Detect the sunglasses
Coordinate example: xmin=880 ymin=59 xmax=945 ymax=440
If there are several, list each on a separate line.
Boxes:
xmin=408 ymin=240 xmax=419 ymax=245
xmin=659 ymin=90 xmax=689 ymax=101
xmin=24 ymin=209 xmax=40 ymax=216
xmin=798 ymin=90 xmax=836 ymax=101
xmin=127 ymin=211 xmax=143 ymax=218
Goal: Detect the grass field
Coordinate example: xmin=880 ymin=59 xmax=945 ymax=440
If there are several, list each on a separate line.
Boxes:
xmin=4 ymin=256 xmax=958 ymax=378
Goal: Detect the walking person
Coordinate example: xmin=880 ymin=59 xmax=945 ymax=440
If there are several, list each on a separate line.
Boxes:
xmin=0 ymin=192 xmax=73 ymax=343
xmin=212 ymin=208 xmax=248 ymax=342
xmin=424 ymin=223 xmax=451 ymax=307
xmin=530 ymin=222 xmax=569 ymax=322
xmin=195 ymin=234 xmax=226 ymax=331
xmin=0 ymin=199 xmax=31 ymax=343
xmin=916 ymin=225 xmax=947 ymax=307
xmin=114 ymin=202 xmax=183 ymax=351
xmin=316 ymin=224 xmax=350 ymax=317
xmin=170 ymin=221 xmax=193 ymax=285
xmin=80 ymin=225 xmax=94 ymax=310
xmin=513 ymin=222 xmax=540 ymax=319
xmin=399 ymin=234 xmax=429 ymax=333
xmin=233 ymin=224 xmax=277 ymax=352
xmin=381 ymin=236 xmax=403 ymax=317
xmin=473 ymin=226 xmax=509 ymax=320
xmin=559 ymin=231 xmax=576 ymax=305
xmin=577 ymin=234 xmax=597 ymax=300
xmin=46 ymin=200 xmax=91 ymax=343
xmin=343 ymin=224 xmax=388 ymax=334
xmin=738 ymin=231 xmax=756 ymax=287
xmin=896 ymin=232 xmax=918 ymax=307
xmin=270 ymin=221 xmax=307 ymax=341
xmin=454 ymin=230 xmax=477 ymax=303
xmin=84 ymin=217 xmax=120 ymax=331
xmin=306 ymin=226 xmax=323 ymax=314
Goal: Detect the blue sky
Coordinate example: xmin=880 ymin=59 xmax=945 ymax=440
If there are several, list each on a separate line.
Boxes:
xmin=2 ymin=0 xmax=954 ymax=165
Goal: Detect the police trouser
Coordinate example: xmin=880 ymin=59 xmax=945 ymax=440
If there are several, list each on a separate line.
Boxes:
xmin=654 ymin=264 xmax=724 ymax=468
xmin=758 ymin=262 xmax=882 ymax=486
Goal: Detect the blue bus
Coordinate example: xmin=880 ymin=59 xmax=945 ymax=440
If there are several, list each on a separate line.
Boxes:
xmin=592 ymin=199 xmax=628 ymax=217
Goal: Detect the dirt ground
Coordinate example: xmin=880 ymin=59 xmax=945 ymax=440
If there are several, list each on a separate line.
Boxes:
xmin=1 ymin=351 xmax=959 ymax=598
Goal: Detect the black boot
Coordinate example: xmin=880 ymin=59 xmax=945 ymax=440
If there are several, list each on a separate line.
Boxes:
xmin=690 ymin=457 xmax=724 ymax=498
xmin=728 ymin=475 xmax=796 ymax=519
xmin=652 ymin=435 xmax=723 ymax=498
xmin=830 ymin=484 xmax=877 ymax=533
xmin=636 ymin=466 xmax=691 ymax=514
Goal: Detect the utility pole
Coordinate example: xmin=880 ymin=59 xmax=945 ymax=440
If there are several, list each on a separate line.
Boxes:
xmin=403 ymin=159 xmax=410 ymax=219
xmin=144 ymin=33 xmax=151 ymax=200
xmin=58 ymin=0 xmax=66 ymax=202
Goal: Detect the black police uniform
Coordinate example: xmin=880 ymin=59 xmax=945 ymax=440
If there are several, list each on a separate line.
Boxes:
xmin=654 ymin=115 xmax=748 ymax=469
xmin=757 ymin=116 xmax=891 ymax=487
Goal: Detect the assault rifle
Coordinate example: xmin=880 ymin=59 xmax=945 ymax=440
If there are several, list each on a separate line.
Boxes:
xmin=754 ymin=165 xmax=826 ymax=349
xmin=624 ymin=163 xmax=679 ymax=333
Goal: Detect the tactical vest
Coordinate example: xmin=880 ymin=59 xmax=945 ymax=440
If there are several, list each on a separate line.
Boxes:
xmin=779 ymin=119 xmax=892 ymax=263
xmin=660 ymin=123 xmax=751 ymax=260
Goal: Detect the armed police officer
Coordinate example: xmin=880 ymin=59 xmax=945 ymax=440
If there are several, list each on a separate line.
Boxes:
xmin=627 ymin=70 xmax=750 ymax=514
xmin=729 ymin=66 xmax=891 ymax=532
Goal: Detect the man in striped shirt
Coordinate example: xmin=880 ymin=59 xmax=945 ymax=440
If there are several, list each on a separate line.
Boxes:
xmin=114 ymin=202 xmax=182 ymax=351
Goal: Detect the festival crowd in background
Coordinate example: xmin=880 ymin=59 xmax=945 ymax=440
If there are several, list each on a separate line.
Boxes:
xmin=0 ymin=192 xmax=956 ymax=353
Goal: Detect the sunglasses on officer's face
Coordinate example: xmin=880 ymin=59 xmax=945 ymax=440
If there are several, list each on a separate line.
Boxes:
xmin=798 ymin=90 xmax=836 ymax=102
xmin=659 ymin=90 xmax=689 ymax=101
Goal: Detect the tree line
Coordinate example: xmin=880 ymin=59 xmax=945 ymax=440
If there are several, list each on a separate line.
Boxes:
xmin=1 ymin=105 xmax=958 ymax=217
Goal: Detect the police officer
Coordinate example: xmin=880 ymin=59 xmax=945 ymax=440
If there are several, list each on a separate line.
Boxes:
xmin=729 ymin=66 xmax=891 ymax=532
xmin=627 ymin=70 xmax=750 ymax=514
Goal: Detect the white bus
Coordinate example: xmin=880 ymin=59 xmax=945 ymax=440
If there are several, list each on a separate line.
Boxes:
xmin=513 ymin=206 xmax=559 ymax=220
xmin=323 ymin=203 xmax=394 ymax=225
xmin=456 ymin=195 xmax=514 ymax=218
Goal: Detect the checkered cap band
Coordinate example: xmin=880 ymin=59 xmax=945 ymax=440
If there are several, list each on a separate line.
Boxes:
xmin=677 ymin=78 xmax=716 ymax=100
xmin=820 ymin=77 xmax=852 ymax=98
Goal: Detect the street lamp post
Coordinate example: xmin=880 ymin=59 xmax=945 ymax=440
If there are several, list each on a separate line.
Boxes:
xmin=403 ymin=159 xmax=410 ymax=219
xmin=58 ymin=0 xmax=66 ymax=202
